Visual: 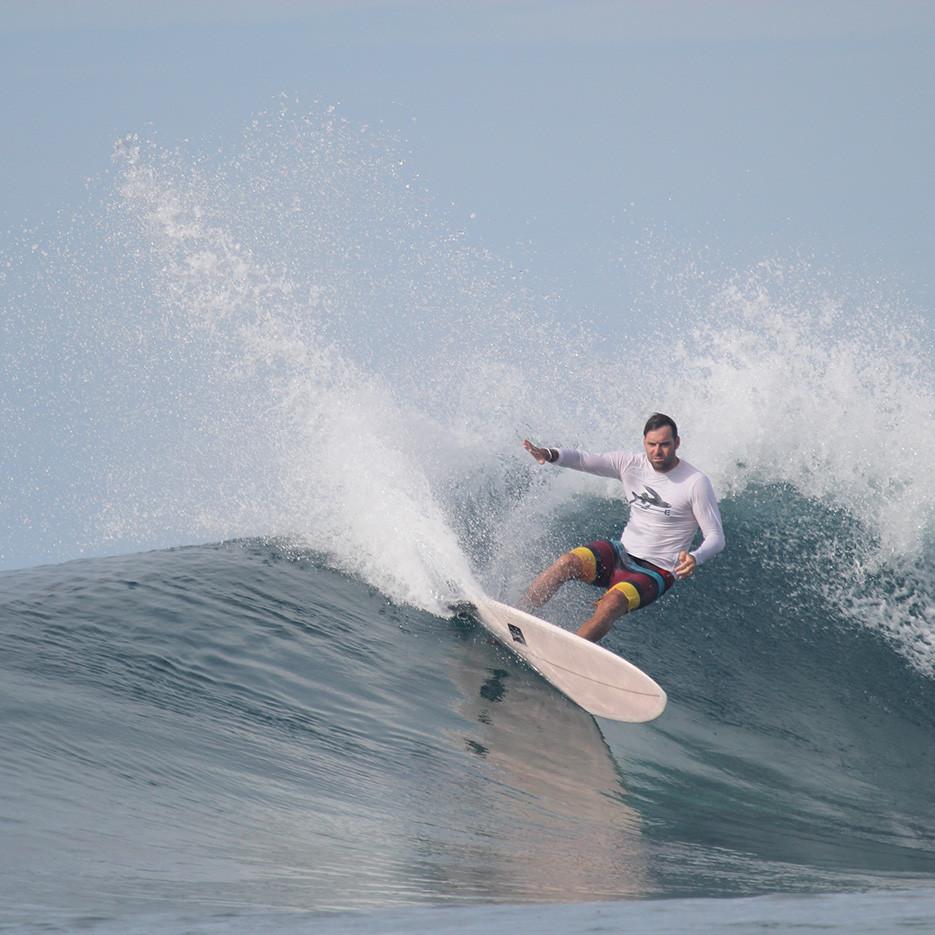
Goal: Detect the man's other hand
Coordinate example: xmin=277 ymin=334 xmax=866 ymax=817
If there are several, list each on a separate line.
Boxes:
xmin=674 ymin=551 xmax=697 ymax=579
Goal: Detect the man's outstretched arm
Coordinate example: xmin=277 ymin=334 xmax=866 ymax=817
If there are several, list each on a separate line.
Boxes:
xmin=523 ymin=439 xmax=629 ymax=479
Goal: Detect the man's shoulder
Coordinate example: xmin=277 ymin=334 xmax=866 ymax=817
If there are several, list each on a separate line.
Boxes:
xmin=675 ymin=459 xmax=718 ymax=496
xmin=616 ymin=450 xmax=647 ymax=471
xmin=672 ymin=459 xmax=712 ymax=483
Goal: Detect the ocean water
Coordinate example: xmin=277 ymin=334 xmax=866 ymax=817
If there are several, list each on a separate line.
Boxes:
xmin=2 ymin=107 xmax=934 ymax=931
xmin=2 ymin=537 xmax=934 ymax=932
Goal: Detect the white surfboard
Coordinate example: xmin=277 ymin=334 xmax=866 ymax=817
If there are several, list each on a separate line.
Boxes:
xmin=466 ymin=597 xmax=667 ymax=723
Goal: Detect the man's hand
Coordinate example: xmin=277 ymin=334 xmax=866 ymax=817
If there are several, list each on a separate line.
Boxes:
xmin=674 ymin=550 xmax=697 ymax=580
xmin=523 ymin=439 xmax=553 ymax=464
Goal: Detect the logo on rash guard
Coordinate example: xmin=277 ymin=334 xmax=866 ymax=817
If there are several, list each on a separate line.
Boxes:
xmin=629 ymin=485 xmax=672 ymax=512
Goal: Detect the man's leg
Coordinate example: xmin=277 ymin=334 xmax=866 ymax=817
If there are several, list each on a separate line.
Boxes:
xmin=576 ymin=588 xmax=631 ymax=642
xmin=525 ymin=551 xmax=588 ymax=608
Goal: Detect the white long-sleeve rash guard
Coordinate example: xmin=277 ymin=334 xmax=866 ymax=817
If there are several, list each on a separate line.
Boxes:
xmin=554 ymin=448 xmax=725 ymax=573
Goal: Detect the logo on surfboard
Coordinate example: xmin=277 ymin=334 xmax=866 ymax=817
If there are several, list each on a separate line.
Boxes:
xmin=508 ymin=623 xmax=527 ymax=645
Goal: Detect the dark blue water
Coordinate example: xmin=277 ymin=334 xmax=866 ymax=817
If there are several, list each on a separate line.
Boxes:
xmin=2 ymin=508 xmax=933 ymax=931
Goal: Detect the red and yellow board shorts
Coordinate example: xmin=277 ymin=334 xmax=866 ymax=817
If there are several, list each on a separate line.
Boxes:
xmin=570 ymin=540 xmax=675 ymax=612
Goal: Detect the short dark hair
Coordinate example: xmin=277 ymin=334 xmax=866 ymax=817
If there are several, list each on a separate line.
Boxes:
xmin=643 ymin=412 xmax=678 ymax=438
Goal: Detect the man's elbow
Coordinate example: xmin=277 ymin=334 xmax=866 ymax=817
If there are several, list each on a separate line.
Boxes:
xmin=704 ymin=531 xmax=726 ymax=561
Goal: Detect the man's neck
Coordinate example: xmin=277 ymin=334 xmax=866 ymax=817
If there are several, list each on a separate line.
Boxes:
xmin=652 ymin=457 xmax=680 ymax=474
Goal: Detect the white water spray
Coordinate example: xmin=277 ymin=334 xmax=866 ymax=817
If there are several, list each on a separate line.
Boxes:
xmin=3 ymin=105 xmax=933 ymax=670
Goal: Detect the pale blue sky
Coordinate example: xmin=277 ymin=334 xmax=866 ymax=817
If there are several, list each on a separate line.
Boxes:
xmin=3 ymin=0 xmax=935 ymax=316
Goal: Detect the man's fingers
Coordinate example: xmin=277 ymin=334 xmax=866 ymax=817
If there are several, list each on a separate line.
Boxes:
xmin=523 ymin=439 xmax=547 ymax=463
xmin=675 ymin=551 xmax=695 ymax=579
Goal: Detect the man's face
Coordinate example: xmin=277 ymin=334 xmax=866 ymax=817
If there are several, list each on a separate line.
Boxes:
xmin=643 ymin=426 xmax=680 ymax=472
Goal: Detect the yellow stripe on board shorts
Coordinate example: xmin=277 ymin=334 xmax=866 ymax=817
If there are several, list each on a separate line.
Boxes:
xmin=570 ymin=546 xmax=597 ymax=583
xmin=609 ymin=580 xmax=642 ymax=612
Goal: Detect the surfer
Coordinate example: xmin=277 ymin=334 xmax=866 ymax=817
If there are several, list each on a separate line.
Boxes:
xmin=523 ymin=413 xmax=725 ymax=642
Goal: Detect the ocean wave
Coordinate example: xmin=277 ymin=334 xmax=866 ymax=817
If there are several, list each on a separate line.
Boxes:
xmin=1 ymin=539 xmax=933 ymax=924
xmin=3 ymin=106 xmax=932 ymax=673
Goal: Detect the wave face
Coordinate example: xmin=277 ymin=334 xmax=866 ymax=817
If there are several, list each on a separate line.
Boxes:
xmin=2 ymin=106 xmax=934 ymax=926
xmin=1 ymin=539 xmax=933 ymax=929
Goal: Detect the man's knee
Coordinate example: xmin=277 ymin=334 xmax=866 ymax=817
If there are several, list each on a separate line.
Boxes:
xmin=555 ymin=550 xmax=590 ymax=582
xmin=598 ymin=585 xmax=634 ymax=617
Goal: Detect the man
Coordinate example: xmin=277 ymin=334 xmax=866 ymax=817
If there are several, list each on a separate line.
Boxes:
xmin=523 ymin=413 xmax=725 ymax=643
